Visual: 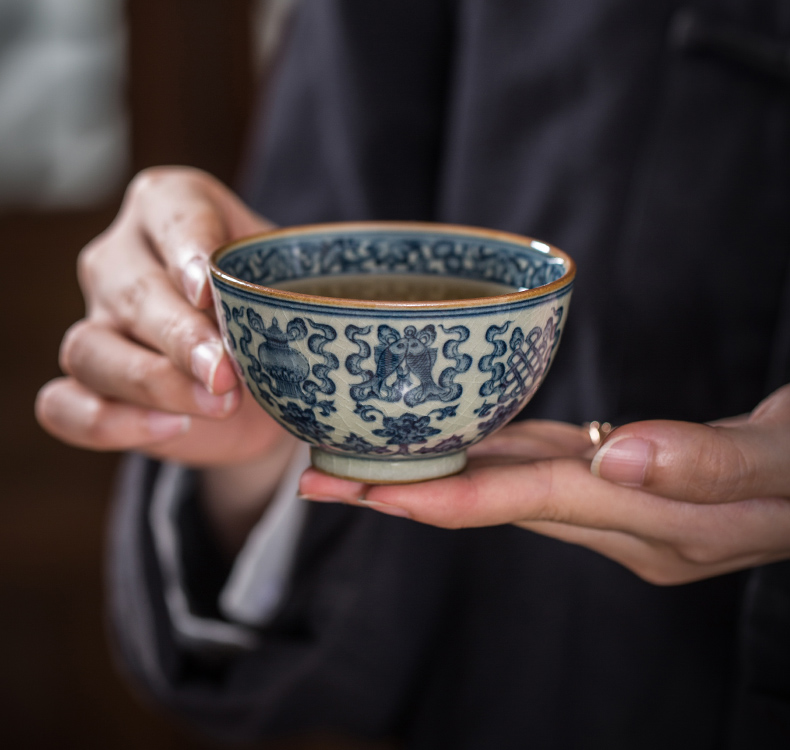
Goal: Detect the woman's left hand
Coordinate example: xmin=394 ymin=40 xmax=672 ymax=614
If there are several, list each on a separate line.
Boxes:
xmin=299 ymin=384 xmax=790 ymax=585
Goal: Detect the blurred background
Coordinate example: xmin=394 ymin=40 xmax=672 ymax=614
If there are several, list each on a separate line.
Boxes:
xmin=0 ymin=1 xmax=391 ymax=747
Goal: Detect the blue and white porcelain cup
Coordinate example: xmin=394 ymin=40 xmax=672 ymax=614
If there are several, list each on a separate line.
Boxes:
xmin=209 ymin=222 xmax=575 ymax=483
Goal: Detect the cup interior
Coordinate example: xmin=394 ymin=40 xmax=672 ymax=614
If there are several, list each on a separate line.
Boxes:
xmin=212 ymin=223 xmax=572 ymax=302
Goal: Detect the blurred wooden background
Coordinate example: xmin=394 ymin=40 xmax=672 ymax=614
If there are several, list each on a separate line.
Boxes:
xmin=0 ymin=2 xmax=393 ymax=748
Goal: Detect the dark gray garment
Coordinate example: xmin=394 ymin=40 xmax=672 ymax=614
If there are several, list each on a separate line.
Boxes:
xmin=108 ymin=1 xmax=790 ymax=747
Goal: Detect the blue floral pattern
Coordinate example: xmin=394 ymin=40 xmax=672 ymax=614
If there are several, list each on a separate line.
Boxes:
xmin=415 ymin=434 xmax=470 ymax=455
xmin=279 ymin=402 xmax=335 ymax=443
xmin=218 ymin=304 xmax=565 ymax=453
xmin=218 ymin=232 xmax=565 ymax=291
xmin=212 ymin=229 xmax=572 ymax=460
xmin=372 ymin=413 xmax=442 ymax=455
xmin=333 ymin=433 xmax=391 ymax=455
xmin=477 ymin=400 xmax=522 ymax=439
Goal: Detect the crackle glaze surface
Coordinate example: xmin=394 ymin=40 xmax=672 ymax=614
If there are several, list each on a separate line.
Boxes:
xmin=209 ymin=223 xmax=574 ymax=482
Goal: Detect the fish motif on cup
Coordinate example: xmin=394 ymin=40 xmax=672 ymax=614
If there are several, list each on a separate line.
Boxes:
xmin=346 ymin=323 xmax=471 ymax=408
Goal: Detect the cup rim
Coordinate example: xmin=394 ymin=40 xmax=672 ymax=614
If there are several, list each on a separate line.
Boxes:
xmin=209 ymin=220 xmax=575 ymax=310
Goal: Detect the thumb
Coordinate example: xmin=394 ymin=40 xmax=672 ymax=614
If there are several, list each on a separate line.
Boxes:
xmin=591 ymin=387 xmax=790 ymax=503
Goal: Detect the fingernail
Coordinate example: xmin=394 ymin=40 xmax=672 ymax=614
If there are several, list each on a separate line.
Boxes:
xmin=357 ymin=498 xmax=412 ymax=519
xmin=591 ymin=437 xmax=651 ymax=487
xmin=297 ymin=493 xmax=345 ymax=504
xmin=191 ymin=341 xmax=224 ymax=392
xmin=183 ymin=257 xmax=207 ymax=307
xmin=148 ymin=411 xmax=190 ymax=440
xmin=192 ymin=383 xmax=236 ymax=415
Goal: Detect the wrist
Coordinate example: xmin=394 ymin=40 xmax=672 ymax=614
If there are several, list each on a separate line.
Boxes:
xmin=198 ymin=435 xmax=300 ymax=557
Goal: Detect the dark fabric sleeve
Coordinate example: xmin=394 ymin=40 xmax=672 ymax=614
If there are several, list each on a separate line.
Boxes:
xmin=729 ymin=564 xmax=790 ymax=748
xmin=106 ymin=453 xmax=458 ymax=742
xmin=172 ymin=469 xmax=234 ymax=621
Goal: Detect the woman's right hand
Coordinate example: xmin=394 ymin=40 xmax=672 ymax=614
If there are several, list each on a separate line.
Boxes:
xmin=35 ymin=167 xmax=298 ymax=549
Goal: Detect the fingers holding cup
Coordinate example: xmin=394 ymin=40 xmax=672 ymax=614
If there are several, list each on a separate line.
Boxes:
xmin=58 ymin=320 xmax=239 ymax=419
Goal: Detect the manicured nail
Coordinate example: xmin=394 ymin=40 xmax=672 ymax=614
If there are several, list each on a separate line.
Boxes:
xmin=191 ymin=340 xmax=224 ymax=393
xmin=183 ymin=257 xmax=207 ymax=307
xmin=297 ymin=493 xmax=345 ymax=504
xmin=148 ymin=411 xmax=190 ymax=440
xmin=192 ymin=383 xmax=236 ymax=415
xmin=591 ymin=437 xmax=651 ymax=487
xmin=357 ymin=498 xmax=412 ymax=519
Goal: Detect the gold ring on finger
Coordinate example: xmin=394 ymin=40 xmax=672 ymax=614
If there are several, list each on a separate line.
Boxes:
xmin=584 ymin=420 xmax=613 ymax=447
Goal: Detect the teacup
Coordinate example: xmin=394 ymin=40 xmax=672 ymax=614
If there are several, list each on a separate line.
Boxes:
xmin=209 ymin=222 xmax=575 ymax=483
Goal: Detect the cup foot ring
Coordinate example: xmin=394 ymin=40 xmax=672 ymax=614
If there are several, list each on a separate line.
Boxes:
xmin=310 ymin=448 xmax=467 ymax=484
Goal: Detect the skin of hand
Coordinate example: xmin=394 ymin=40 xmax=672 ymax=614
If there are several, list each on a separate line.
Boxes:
xmin=299 ymin=384 xmax=790 ymax=585
xmin=35 ymin=166 xmax=298 ymax=554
